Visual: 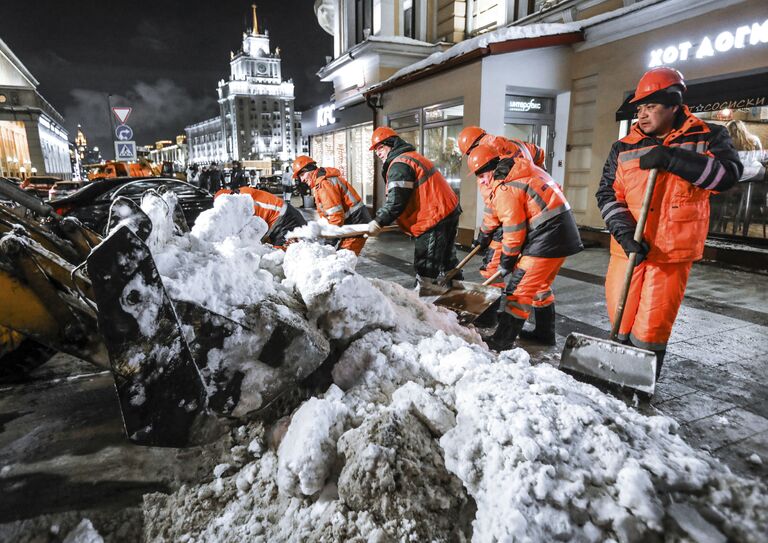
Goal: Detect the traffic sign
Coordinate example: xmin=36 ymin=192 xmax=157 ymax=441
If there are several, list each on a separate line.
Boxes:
xmin=114 ymin=141 xmax=137 ymax=161
xmin=112 ymin=107 xmax=132 ymax=124
xmin=115 ymin=124 xmax=134 ymax=141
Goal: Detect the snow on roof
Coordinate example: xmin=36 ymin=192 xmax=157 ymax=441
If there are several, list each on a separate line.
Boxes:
xmin=369 ymin=0 xmax=664 ymax=91
xmin=374 ymin=23 xmax=582 ymax=89
xmin=366 ymin=34 xmax=439 ymax=48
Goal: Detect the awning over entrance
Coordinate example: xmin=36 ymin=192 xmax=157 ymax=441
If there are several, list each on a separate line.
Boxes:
xmin=615 ymin=70 xmax=768 ymax=121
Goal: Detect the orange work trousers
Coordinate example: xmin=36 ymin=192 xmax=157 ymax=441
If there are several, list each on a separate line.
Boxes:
xmin=339 ymin=236 xmax=366 ymax=256
xmin=480 ymin=240 xmax=506 ymax=288
xmin=503 ymin=255 xmax=565 ymax=320
xmin=605 ymin=256 xmax=692 ymax=352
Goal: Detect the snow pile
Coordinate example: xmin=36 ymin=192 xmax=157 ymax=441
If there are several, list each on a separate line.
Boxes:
xmin=62 ymin=519 xmax=103 ymax=543
xmin=286 ymin=218 xmax=367 ymax=240
xmin=137 ymin=193 xmax=767 ymax=542
xmin=141 ymin=193 xmax=277 ymax=319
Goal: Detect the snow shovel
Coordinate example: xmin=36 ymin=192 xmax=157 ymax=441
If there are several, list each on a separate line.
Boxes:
xmin=417 ymin=244 xmax=484 ymax=299
xmin=314 ymin=224 xmax=400 ymax=240
xmin=424 ymin=270 xmax=504 ymax=325
xmin=559 ymin=169 xmax=659 ymax=395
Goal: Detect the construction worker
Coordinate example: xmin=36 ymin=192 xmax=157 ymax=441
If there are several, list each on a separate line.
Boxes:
xmin=291 ymin=156 xmax=372 ymax=256
xmin=458 ymin=126 xmax=547 ymax=170
xmin=458 ymin=126 xmax=548 ymax=316
xmin=596 ymin=67 xmax=741 ymax=377
xmin=214 ymin=187 xmax=306 ymax=249
xmin=367 ymin=127 xmax=461 ymax=280
xmin=469 ymin=145 xmax=582 ymax=350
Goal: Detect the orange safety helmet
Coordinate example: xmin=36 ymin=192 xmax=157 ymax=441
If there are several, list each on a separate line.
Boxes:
xmin=292 ymin=155 xmax=316 ymax=178
xmin=458 ymin=126 xmax=486 ymax=155
xmin=468 ymin=145 xmax=500 ymax=175
xmin=629 ymin=67 xmax=687 ymax=103
xmin=369 ymin=126 xmax=398 ymax=150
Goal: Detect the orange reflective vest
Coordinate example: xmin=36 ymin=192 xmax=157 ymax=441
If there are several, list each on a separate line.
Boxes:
xmin=479 ymin=134 xmax=546 ymax=170
xmin=306 ymin=167 xmax=366 ymax=226
xmin=482 ymin=158 xmax=581 ymax=259
xmin=598 ymin=106 xmax=741 ymax=263
xmin=388 ymin=151 xmax=458 ymax=237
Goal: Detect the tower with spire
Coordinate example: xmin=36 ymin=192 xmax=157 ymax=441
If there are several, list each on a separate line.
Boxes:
xmin=214 ymin=3 xmax=297 ymax=163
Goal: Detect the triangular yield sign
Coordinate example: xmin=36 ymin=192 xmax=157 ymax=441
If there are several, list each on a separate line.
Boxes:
xmin=112 ymin=107 xmax=132 ymax=124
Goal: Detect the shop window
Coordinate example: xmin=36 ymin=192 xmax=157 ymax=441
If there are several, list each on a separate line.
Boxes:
xmin=424 ymin=124 xmax=462 ymax=196
xmin=696 ymin=108 xmax=768 ymax=241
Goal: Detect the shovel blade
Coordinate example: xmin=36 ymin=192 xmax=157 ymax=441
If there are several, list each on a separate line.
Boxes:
xmin=418 ymin=278 xmax=502 ymax=325
xmin=560 ymin=332 xmax=656 ymax=395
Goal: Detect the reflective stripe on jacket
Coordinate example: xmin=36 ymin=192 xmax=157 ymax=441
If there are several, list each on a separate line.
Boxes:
xmin=307 ymin=167 xmax=366 ymax=226
xmin=388 ymin=151 xmax=459 ymax=237
xmin=479 ymin=134 xmax=546 ymax=170
xmin=596 ymin=106 xmax=742 ymax=263
xmin=482 ymin=158 xmax=582 ymax=259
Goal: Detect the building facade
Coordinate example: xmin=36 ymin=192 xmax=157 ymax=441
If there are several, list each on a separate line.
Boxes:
xmin=310 ymin=0 xmax=768 ymax=248
xmin=0 ymin=37 xmax=71 ymax=180
xmin=186 ymin=6 xmax=301 ymax=173
xmin=148 ymin=135 xmax=188 ymax=172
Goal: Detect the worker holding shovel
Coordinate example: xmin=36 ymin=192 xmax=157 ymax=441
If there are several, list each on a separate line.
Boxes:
xmin=366 ymin=127 xmax=461 ymax=280
xmin=596 ymin=67 xmax=742 ymax=379
xmin=469 ymin=145 xmax=582 ymax=351
xmin=292 ymin=155 xmax=372 ymax=256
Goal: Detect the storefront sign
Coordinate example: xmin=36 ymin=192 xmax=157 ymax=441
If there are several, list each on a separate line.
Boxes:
xmin=648 ymin=19 xmax=768 ymax=67
xmin=506 ymin=95 xmax=554 ymax=115
xmin=316 ymin=104 xmax=336 ymax=128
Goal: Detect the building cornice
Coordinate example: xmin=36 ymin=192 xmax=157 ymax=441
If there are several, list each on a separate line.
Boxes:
xmin=575 ymin=0 xmax=746 ymax=51
xmin=0 ymin=37 xmax=39 ymax=88
xmin=317 ymin=37 xmax=447 ymax=82
xmin=366 ymin=32 xmax=583 ymax=96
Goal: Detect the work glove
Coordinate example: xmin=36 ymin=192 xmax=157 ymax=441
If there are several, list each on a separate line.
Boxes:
xmin=367 ymin=220 xmax=383 ymax=237
xmin=471 ymin=231 xmax=493 ymax=251
xmin=639 ymin=145 xmax=673 ymax=171
xmin=498 ymin=254 xmax=518 ymax=278
xmin=615 ymin=231 xmax=650 ymax=265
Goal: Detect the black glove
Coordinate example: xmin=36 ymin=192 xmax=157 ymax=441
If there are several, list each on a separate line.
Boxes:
xmin=472 ymin=231 xmax=493 ymax=251
xmin=639 ymin=145 xmax=673 ymax=171
xmin=615 ymin=232 xmax=650 ymax=264
xmin=498 ymin=254 xmax=518 ymax=277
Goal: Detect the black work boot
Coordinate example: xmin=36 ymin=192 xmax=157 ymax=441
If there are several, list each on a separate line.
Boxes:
xmin=473 ymin=296 xmax=501 ymax=328
xmin=519 ymin=304 xmax=557 ymax=346
xmin=654 ymin=350 xmax=666 ymax=380
xmin=482 ymin=313 xmax=525 ymax=352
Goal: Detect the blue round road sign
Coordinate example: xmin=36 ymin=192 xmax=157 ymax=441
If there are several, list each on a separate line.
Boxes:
xmin=115 ymin=124 xmax=134 ymax=141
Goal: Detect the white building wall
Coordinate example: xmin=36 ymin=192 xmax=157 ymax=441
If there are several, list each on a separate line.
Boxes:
xmin=478 ymin=45 xmax=573 ymax=225
xmin=38 ymin=115 xmax=70 ymax=179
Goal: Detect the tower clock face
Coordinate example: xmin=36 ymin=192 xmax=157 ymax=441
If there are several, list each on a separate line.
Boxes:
xmin=257 ymin=63 xmax=268 ymax=74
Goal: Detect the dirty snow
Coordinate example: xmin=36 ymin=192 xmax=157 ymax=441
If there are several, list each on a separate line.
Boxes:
xmin=128 ymin=191 xmax=768 ymax=542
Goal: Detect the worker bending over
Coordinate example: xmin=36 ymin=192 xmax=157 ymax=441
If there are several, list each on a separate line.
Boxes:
xmin=292 ymin=156 xmax=371 ymax=255
xmin=469 ymin=145 xmax=582 ymax=350
xmin=367 ymin=127 xmax=461 ymax=280
xmin=596 ymin=67 xmax=741 ymax=377
xmin=215 ymin=187 xmax=306 ymax=249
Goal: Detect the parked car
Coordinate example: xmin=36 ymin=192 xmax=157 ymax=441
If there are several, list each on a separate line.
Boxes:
xmin=254 ymin=174 xmax=283 ymax=194
xmin=48 ymin=180 xmax=85 ymax=201
xmin=86 ymin=161 xmax=155 ymax=181
xmin=50 ymin=177 xmax=213 ymax=234
xmin=19 ymin=176 xmax=62 ymax=199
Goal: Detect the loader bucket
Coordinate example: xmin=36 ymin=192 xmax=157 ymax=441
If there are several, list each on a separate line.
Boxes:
xmin=560 ymin=332 xmax=657 ymax=395
xmin=87 ymin=225 xmax=212 ymax=447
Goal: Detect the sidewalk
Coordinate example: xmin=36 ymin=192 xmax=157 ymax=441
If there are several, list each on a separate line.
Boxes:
xmin=353 ymin=231 xmax=768 ymax=481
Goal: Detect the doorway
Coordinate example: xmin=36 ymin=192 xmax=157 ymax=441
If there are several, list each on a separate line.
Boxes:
xmin=503 ymin=121 xmax=555 ymax=172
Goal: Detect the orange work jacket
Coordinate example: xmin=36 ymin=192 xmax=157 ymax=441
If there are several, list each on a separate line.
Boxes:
xmin=306 ymin=168 xmax=366 ymax=226
xmin=388 ymin=151 xmax=458 ymax=237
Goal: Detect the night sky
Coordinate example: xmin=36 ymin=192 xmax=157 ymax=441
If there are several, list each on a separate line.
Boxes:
xmin=0 ymin=0 xmax=333 ymax=158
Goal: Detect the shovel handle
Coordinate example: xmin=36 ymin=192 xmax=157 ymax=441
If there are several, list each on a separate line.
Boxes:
xmin=481 ymin=270 xmax=503 ymax=286
xmin=610 ymin=168 xmax=658 ymax=340
xmin=442 ymin=244 xmax=483 ymax=284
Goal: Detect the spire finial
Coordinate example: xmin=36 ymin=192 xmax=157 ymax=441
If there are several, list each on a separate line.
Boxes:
xmin=251 ymin=4 xmax=258 ymax=35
